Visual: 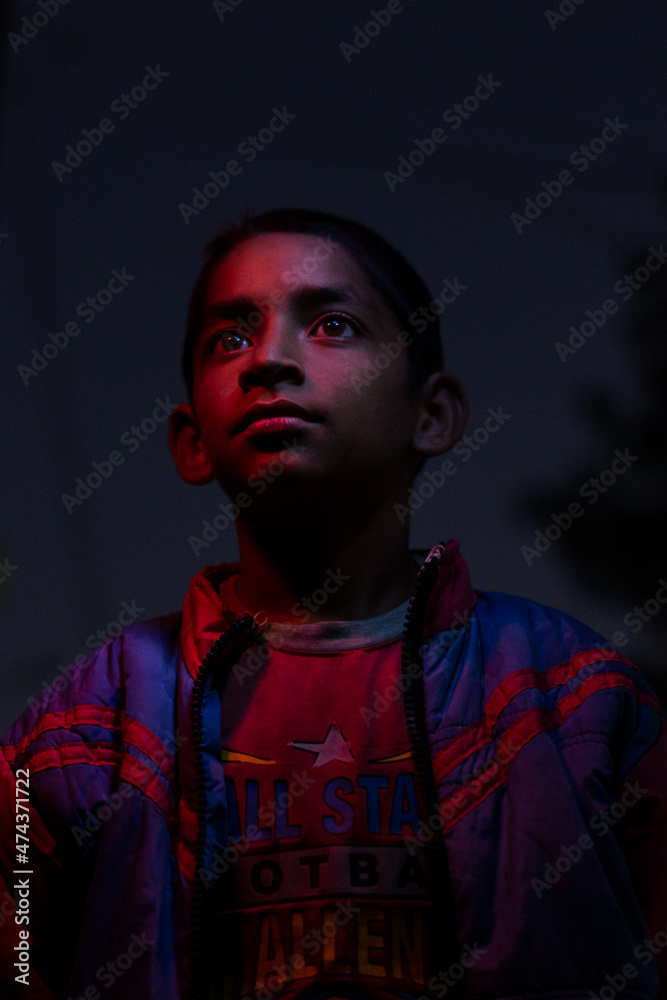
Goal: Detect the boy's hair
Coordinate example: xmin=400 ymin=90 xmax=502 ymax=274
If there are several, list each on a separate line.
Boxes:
xmin=181 ymin=207 xmax=445 ymax=402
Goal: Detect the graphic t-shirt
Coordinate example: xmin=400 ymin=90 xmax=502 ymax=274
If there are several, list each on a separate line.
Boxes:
xmin=208 ymin=576 xmax=441 ymax=1000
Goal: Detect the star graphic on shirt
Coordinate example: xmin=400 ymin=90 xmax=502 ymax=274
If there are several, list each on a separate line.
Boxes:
xmin=289 ymin=722 xmax=355 ymax=767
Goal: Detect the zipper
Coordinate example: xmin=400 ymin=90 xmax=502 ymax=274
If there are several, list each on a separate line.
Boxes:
xmin=189 ymin=550 xmax=462 ymax=998
xmin=189 ymin=612 xmax=261 ymax=1000
xmin=401 ymin=544 xmax=464 ymax=996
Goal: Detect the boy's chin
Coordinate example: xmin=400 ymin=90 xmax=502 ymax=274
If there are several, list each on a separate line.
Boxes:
xmin=214 ymin=456 xmax=363 ymax=510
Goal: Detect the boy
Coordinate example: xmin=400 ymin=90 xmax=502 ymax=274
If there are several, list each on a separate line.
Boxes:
xmin=1 ymin=208 xmax=665 ymax=1000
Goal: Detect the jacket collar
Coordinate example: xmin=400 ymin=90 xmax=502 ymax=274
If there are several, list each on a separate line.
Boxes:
xmin=178 ymin=538 xmax=477 ymax=681
xmin=420 ymin=538 xmax=478 ymax=638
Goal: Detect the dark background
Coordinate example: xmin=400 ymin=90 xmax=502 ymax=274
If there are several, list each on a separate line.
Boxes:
xmin=2 ymin=0 xmax=666 ymax=732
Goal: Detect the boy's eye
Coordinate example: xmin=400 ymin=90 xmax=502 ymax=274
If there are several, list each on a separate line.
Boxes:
xmin=210 ymin=329 xmax=251 ymax=353
xmin=205 ymin=313 xmax=358 ymax=356
xmin=309 ymin=314 xmax=358 ymax=339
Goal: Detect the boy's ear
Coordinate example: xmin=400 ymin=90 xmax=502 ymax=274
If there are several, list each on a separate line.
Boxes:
xmin=168 ymin=403 xmax=215 ymax=485
xmin=412 ymin=372 xmax=469 ymax=458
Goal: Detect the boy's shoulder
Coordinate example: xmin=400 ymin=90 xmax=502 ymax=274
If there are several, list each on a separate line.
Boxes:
xmin=468 ymin=588 xmax=661 ymax=763
xmin=2 ymin=610 xmax=183 ymax=750
xmin=421 ymin=540 xmax=619 ymax=666
xmin=471 ymin=586 xmax=620 ymax=659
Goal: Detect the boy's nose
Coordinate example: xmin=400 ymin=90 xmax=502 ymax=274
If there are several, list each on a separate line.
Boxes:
xmin=238 ymin=321 xmax=305 ymax=391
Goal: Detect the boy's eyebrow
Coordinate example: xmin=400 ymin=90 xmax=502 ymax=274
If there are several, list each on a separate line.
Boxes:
xmin=201 ymin=284 xmax=381 ymax=323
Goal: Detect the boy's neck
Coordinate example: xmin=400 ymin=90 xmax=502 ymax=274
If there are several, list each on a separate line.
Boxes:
xmin=232 ymin=508 xmax=421 ymax=624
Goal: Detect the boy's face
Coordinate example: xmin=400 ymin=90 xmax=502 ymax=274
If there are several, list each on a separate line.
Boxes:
xmin=171 ymin=233 xmax=434 ymax=504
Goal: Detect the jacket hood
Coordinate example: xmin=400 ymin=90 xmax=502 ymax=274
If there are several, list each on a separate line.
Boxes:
xmin=179 ymin=538 xmax=477 ymax=681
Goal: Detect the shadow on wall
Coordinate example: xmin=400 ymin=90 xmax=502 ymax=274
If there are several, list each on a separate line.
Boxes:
xmin=518 ymin=177 xmax=667 ymax=707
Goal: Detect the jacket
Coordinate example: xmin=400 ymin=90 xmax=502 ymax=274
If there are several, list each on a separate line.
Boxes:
xmin=0 ymin=539 xmax=665 ymax=1000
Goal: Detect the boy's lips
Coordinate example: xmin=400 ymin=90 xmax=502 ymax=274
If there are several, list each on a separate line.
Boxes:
xmin=235 ymin=400 xmax=321 ymax=434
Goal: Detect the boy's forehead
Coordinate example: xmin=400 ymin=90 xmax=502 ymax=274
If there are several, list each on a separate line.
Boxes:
xmin=202 ymin=232 xmax=383 ymax=313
